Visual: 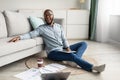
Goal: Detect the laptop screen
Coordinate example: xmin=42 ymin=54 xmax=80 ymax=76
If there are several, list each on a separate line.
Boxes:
xmin=41 ymin=72 xmax=70 ymax=80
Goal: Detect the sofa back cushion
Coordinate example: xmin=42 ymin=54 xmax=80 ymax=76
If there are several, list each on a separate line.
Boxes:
xmin=0 ymin=12 xmax=7 ymax=38
xmin=4 ymin=11 xmax=31 ymax=37
xmin=29 ymin=16 xmax=45 ymax=29
xmin=18 ymin=9 xmax=43 ymax=17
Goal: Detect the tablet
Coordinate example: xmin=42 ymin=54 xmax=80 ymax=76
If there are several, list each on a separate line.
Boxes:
xmin=41 ymin=72 xmax=71 ymax=80
xmin=59 ymin=51 xmax=76 ymax=53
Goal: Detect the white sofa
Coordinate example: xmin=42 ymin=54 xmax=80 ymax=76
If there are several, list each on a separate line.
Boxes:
xmin=0 ymin=11 xmax=44 ymax=67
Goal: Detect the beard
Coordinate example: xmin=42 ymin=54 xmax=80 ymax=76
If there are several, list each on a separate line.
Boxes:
xmin=45 ymin=18 xmax=54 ymax=25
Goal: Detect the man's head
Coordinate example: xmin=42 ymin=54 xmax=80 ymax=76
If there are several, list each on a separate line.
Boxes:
xmin=44 ymin=9 xmax=54 ymax=25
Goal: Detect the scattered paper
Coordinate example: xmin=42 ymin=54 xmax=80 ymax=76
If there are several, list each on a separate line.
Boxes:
xmin=14 ymin=63 xmax=67 ymax=80
xmin=14 ymin=68 xmax=42 ymax=80
xmin=39 ymin=63 xmax=67 ymax=74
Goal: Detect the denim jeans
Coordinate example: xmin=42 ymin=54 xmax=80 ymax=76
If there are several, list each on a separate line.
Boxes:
xmin=48 ymin=42 xmax=93 ymax=71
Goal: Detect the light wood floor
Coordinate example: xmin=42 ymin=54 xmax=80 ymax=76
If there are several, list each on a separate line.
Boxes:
xmin=0 ymin=40 xmax=120 ymax=80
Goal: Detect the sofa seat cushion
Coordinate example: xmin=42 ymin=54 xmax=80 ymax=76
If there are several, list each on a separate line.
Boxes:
xmin=0 ymin=37 xmax=37 ymax=57
xmin=33 ymin=37 xmax=44 ymax=45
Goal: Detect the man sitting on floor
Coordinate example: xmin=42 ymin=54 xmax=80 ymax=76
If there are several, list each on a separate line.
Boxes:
xmin=9 ymin=9 xmax=105 ymax=73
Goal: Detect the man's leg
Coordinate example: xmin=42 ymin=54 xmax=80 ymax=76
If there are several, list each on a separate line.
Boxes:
xmin=70 ymin=42 xmax=87 ymax=58
xmin=69 ymin=42 xmax=106 ymax=73
xmin=48 ymin=51 xmax=93 ymax=71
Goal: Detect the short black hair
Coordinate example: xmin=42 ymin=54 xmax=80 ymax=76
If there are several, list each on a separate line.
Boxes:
xmin=44 ymin=9 xmax=53 ymax=14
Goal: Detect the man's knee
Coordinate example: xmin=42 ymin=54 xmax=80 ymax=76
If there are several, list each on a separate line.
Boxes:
xmin=79 ymin=42 xmax=87 ymax=48
xmin=69 ymin=53 xmax=77 ymax=61
xmin=82 ymin=42 xmax=87 ymax=45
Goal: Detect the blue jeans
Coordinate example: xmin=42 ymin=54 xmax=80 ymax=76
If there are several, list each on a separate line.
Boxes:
xmin=48 ymin=42 xmax=93 ymax=71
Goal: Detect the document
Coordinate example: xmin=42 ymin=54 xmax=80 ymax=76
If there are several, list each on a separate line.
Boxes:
xmin=14 ymin=63 xmax=67 ymax=80
xmin=14 ymin=68 xmax=42 ymax=80
xmin=39 ymin=63 xmax=67 ymax=74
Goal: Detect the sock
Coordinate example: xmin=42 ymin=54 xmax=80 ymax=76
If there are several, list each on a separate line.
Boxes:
xmin=92 ymin=64 xmax=106 ymax=73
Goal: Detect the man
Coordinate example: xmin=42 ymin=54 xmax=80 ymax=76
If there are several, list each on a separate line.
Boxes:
xmin=9 ymin=9 xmax=105 ymax=73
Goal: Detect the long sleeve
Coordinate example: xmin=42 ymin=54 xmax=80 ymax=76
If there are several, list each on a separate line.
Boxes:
xmin=61 ymin=26 xmax=69 ymax=48
xmin=20 ymin=27 xmax=42 ymax=40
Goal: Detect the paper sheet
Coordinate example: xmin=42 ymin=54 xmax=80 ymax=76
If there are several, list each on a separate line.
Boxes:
xmin=39 ymin=63 xmax=67 ymax=74
xmin=14 ymin=68 xmax=42 ymax=80
xmin=14 ymin=63 xmax=67 ymax=80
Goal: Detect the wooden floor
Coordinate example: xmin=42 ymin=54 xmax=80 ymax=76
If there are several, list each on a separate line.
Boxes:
xmin=0 ymin=40 xmax=120 ymax=80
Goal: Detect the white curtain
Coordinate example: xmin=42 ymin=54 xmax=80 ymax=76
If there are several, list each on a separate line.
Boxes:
xmin=96 ymin=0 xmax=113 ymax=42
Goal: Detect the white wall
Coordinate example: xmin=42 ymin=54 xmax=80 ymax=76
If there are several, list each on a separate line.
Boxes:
xmin=0 ymin=0 xmax=91 ymax=11
xmin=0 ymin=0 xmax=79 ymax=10
xmin=80 ymin=0 xmax=91 ymax=10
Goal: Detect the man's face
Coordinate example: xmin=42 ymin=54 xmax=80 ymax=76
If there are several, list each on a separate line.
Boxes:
xmin=44 ymin=10 xmax=54 ymax=25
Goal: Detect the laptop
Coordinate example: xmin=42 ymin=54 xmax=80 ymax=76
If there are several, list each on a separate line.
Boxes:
xmin=41 ymin=72 xmax=71 ymax=80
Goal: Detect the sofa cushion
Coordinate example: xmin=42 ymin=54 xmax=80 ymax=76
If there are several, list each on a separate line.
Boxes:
xmin=18 ymin=9 xmax=43 ymax=17
xmin=29 ymin=16 xmax=44 ymax=29
xmin=4 ymin=11 xmax=31 ymax=37
xmin=0 ymin=12 xmax=7 ymax=38
xmin=33 ymin=37 xmax=43 ymax=45
xmin=0 ymin=37 xmax=36 ymax=57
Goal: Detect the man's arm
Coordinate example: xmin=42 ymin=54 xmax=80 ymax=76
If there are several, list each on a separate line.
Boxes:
xmin=9 ymin=27 xmax=42 ymax=42
xmin=60 ymin=26 xmax=71 ymax=52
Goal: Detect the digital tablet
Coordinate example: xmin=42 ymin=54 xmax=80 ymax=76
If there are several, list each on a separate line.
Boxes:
xmin=59 ymin=51 xmax=76 ymax=53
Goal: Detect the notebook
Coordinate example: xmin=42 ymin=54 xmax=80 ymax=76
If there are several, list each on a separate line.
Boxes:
xmin=41 ymin=72 xmax=71 ymax=80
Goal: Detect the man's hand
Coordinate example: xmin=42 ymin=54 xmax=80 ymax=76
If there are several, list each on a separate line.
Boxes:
xmin=66 ymin=47 xmax=71 ymax=53
xmin=8 ymin=36 xmax=20 ymax=42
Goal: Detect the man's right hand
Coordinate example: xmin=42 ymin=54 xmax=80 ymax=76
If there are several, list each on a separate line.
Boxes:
xmin=66 ymin=47 xmax=72 ymax=53
xmin=8 ymin=36 xmax=20 ymax=42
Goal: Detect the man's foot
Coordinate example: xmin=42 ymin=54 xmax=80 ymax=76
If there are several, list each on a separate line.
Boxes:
xmin=62 ymin=61 xmax=78 ymax=67
xmin=92 ymin=64 xmax=106 ymax=73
